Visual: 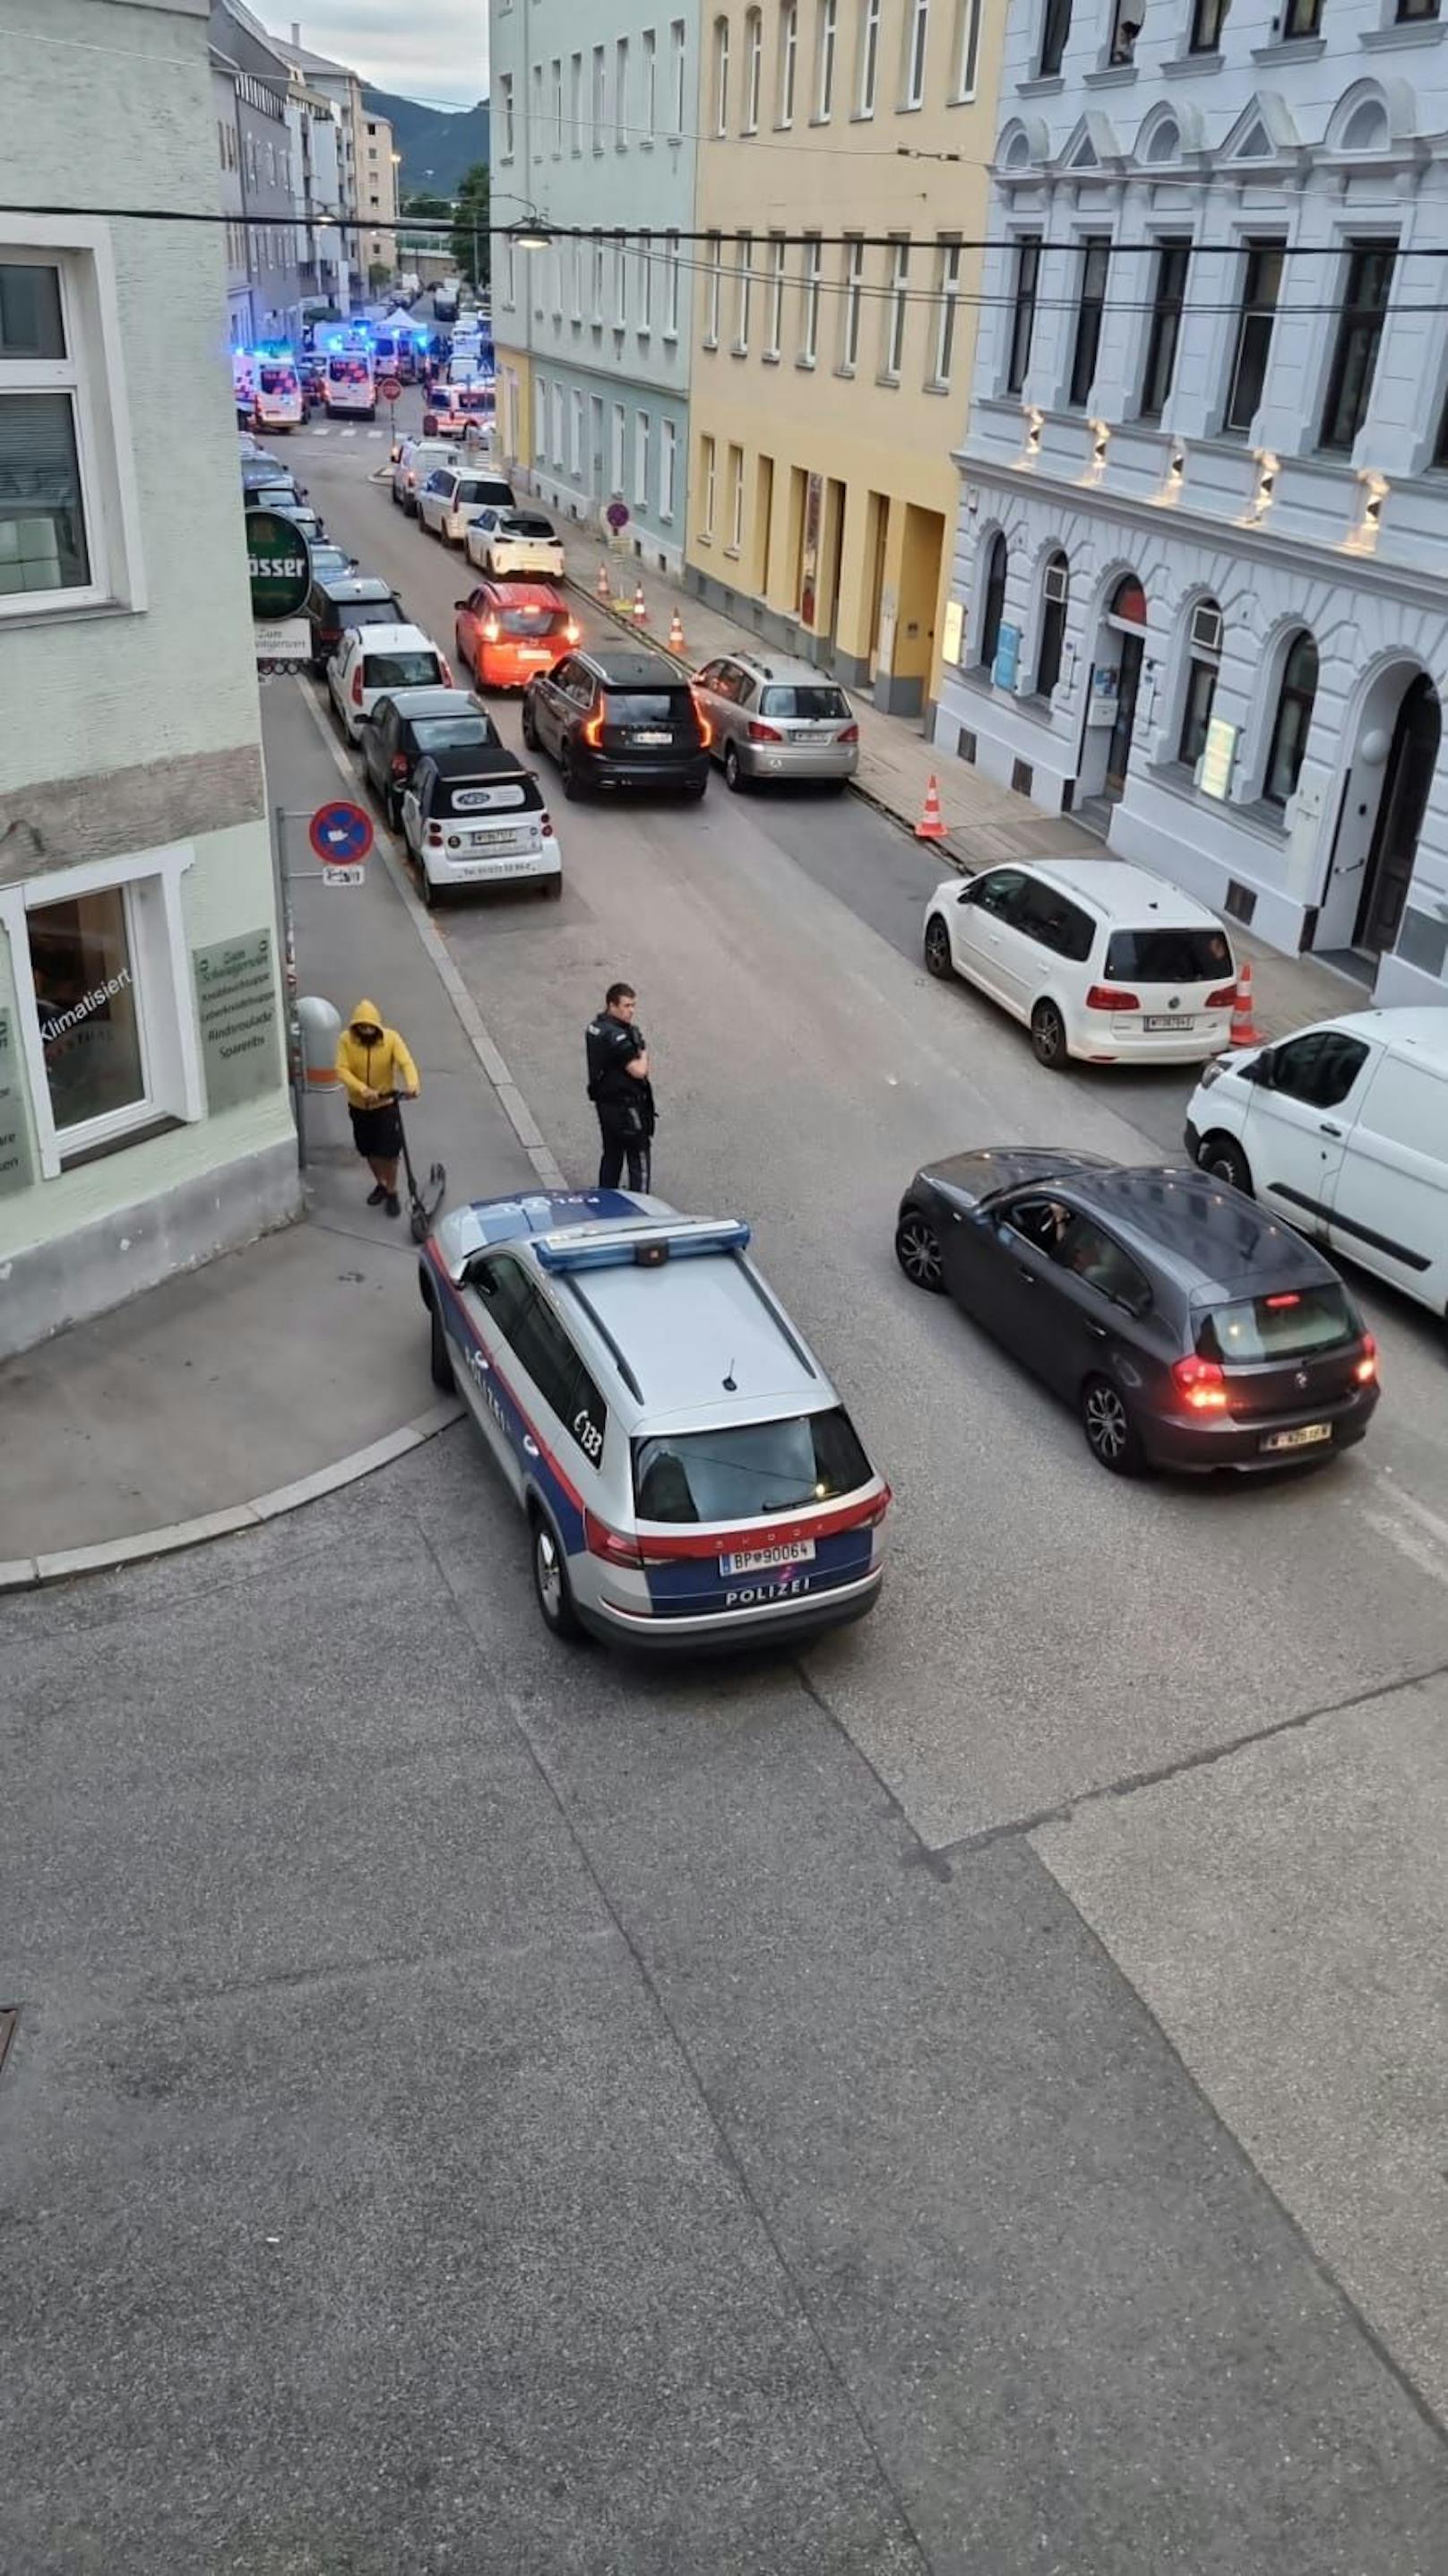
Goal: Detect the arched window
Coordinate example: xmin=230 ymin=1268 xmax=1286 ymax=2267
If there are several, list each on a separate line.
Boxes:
xmin=1110 ymin=573 xmax=1148 ymax=628
xmin=779 ymin=0 xmax=798 ymax=123
xmin=712 ymin=14 xmax=730 ymax=131
xmin=1263 ymin=632 xmax=1319 ymax=808
xmin=1036 ymin=551 xmax=1070 ymax=697
xmin=1178 ymin=597 xmax=1222 ymax=767
xmin=978 ymin=532 xmax=1009 ymax=670
xmin=743 ymin=7 xmax=763 ymax=127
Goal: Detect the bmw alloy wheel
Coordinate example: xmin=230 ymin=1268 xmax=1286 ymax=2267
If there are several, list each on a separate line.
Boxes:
xmin=895 ymin=1213 xmax=944 ymax=1292
xmin=1082 ymin=1377 xmax=1142 ymax=1474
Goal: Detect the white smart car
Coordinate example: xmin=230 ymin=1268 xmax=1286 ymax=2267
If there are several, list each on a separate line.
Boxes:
xmin=922 ymin=858 xmax=1238 ymax=1069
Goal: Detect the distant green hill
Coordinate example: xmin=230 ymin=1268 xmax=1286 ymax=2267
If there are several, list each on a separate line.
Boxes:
xmin=360 ymin=89 xmax=490 ymax=197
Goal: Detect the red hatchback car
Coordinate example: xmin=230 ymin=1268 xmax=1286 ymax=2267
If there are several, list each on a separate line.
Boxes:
xmin=454 ymin=579 xmax=579 ymax=690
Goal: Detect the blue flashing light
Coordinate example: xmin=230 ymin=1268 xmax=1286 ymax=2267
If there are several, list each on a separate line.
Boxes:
xmin=534 ymin=1218 xmax=752 ymax=1275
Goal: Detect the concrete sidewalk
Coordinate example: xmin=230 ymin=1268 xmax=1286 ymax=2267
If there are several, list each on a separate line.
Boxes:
xmin=553 ymin=520 xmax=1358 ymax=1044
xmin=0 ymin=679 xmax=544 ymax=1579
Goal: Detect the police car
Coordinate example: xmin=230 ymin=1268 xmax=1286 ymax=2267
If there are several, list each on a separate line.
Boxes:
xmin=419 ymin=1189 xmax=890 ymax=1649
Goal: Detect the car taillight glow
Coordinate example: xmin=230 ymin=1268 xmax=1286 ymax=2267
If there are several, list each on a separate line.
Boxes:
xmin=1355 ymin=1333 xmax=1378 ymax=1385
xmin=1264 ymin=1292 xmax=1300 ymax=1310
xmin=584 ymin=1508 xmax=642 ymax=1569
xmin=350 ymin=668 xmax=364 ymax=705
xmin=583 ymin=712 xmax=605 ymax=747
xmin=565 ymin=622 xmax=580 ymax=643
xmin=1204 ymin=983 xmax=1237 ymax=1010
xmin=838 ymin=722 xmax=859 ymax=743
xmin=1084 ymin=984 xmax=1142 ymax=1013
xmin=748 ymin=720 xmax=785 ymax=743
xmin=694 ymin=707 xmax=714 ymax=749
xmin=1172 ymin=1355 xmax=1229 ymax=1413
xmin=426 ymin=823 xmax=444 ymax=846
xmin=539 ymin=810 xmax=554 ymax=835
xmin=482 ymin=618 xmax=500 ymax=643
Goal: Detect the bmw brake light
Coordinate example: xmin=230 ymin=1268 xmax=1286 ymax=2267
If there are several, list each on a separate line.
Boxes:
xmin=1171 ymin=1355 xmax=1228 ymax=1413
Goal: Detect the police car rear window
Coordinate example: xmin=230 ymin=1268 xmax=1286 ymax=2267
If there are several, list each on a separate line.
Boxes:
xmin=633 ymin=1408 xmax=872 ymax=1524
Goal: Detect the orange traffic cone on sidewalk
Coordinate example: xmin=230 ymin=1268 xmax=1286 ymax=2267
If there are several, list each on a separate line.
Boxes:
xmin=916 ymin=774 xmax=947 ymax=843
xmin=668 ymin=608 xmax=685 ymax=653
xmin=633 ymin=583 xmax=648 ymax=624
xmin=596 ymin=560 xmax=610 ymax=601
xmin=1229 ymin=958 xmax=1264 ymax=1047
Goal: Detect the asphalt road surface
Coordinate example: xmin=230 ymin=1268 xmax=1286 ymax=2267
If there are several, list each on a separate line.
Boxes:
xmin=5 ymin=397 xmax=1446 ymax=2573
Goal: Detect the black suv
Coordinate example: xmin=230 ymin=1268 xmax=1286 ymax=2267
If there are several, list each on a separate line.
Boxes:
xmin=521 ymin=647 xmax=710 ymax=800
xmin=306 ymin=573 xmax=404 ymax=672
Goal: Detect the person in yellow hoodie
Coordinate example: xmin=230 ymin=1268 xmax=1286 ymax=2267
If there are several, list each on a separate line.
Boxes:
xmin=334 ymin=999 xmax=419 ymax=1218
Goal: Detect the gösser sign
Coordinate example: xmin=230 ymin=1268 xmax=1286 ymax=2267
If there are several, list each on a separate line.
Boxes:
xmin=246 ymin=508 xmax=312 ymax=621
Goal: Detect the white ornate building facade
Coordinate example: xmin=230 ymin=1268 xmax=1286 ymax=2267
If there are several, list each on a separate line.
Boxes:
xmin=935 ymin=0 xmax=1448 ymax=1004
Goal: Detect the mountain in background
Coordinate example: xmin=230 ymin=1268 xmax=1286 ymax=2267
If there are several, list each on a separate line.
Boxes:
xmin=360 ymin=89 xmax=489 ymax=196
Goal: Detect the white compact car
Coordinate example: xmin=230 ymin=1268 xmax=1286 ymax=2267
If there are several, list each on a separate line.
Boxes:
xmin=464 ymin=506 xmax=566 ymax=581
xmin=922 ymin=858 xmax=1238 ymax=1069
xmin=1185 ymin=1006 xmax=1448 ymax=1335
xmin=417 ymin=465 xmax=513 ymax=545
xmin=392 ymin=436 xmax=460 ymax=513
xmin=401 ymin=747 xmax=562 ymax=903
xmin=328 ymin=624 xmax=451 ymax=741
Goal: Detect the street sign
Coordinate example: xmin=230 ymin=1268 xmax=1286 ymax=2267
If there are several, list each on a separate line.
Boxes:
xmin=379 ymin=376 xmax=403 ymax=403
xmin=308 ymin=800 xmax=374 ymax=866
xmin=246 ymin=508 xmax=312 ymax=621
xmin=321 ymin=863 xmax=366 ymax=889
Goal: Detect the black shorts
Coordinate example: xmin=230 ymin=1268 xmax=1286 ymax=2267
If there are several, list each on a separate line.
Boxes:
xmin=349 ymin=1101 xmax=402 ymax=1160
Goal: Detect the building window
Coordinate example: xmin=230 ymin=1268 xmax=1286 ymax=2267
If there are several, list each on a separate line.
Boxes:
xmin=952 ymin=0 xmax=983 ymax=95
xmin=816 ymin=0 xmax=839 ymax=115
xmin=1140 ymin=241 xmax=1190 ymax=420
xmin=1263 ymin=632 xmax=1319 ymax=807
xmin=744 ymin=8 xmax=763 ymax=125
xmin=704 ymin=232 xmax=722 ymax=343
xmin=700 ymin=433 xmax=717 ymax=536
xmin=642 ymin=30 xmax=657 ymax=134
xmin=1035 ymin=551 xmax=1069 ymax=698
xmin=1397 ymin=0 xmax=1440 ymax=19
xmin=1039 ymin=0 xmax=1072 ymax=75
xmin=1188 ymin=0 xmax=1228 ymax=47
xmin=1108 ymin=0 xmax=1142 ymax=65
xmin=614 ymin=238 xmax=629 ymax=330
xmin=615 ymin=37 xmax=630 ymax=143
xmin=733 ymin=231 xmax=753 ymax=350
xmin=499 ymin=72 xmax=515 ymax=157
xmin=591 ymin=232 xmax=605 ymax=322
xmin=1067 ymin=236 xmax=1109 ymax=408
xmin=636 ymin=410 xmax=652 ymax=507
xmin=931 ymin=239 xmax=961 ymax=385
xmin=1282 ymin=0 xmax=1322 ymax=30
xmin=1006 ymin=237 xmax=1040 ymax=393
xmin=728 ymin=443 xmax=746 ymax=549
xmin=881 ymin=238 xmax=909 ymax=378
xmin=712 ymin=15 xmax=731 ymax=131
xmin=840 ymin=236 xmax=864 ymax=370
xmin=638 ymin=231 xmax=653 ymax=333
xmin=550 ymin=381 xmax=565 ymax=468
xmin=504 ymin=234 xmax=518 ymax=308
xmin=765 ymin=232 xmax=786 ymax=356
xmin=978 ymin=531 xmax=1008 ymax=670
xmin=799 ymin=233 xmax=822 ymax=363
xmin=1320 ymin=239 xmax=1396 ymax=452
xmin=0 ymin=248 xmax=142 ymax=620
xmin=611 ymin=401 xmax=626 ymax=489
xmin=779 ymin=1 xmax=798 ymax=121
xmin=30 ymin=884 xmax=143 ymax=1137
xmin=1223 ymin=239 xmax=1283 ymax=433
xmin=571 ymin=387 xmax=584 ymax=475
xmin=670 ymin=19 xmax=688 ymax=131
xmin=591 ymin=46 xmax=607 ymax=148
xmin=857 ymin=0 xmax=881 ymax=111
xmin=903 ymin=0 xmax=930 ymax=104
xmin=661 ymin=415 xmax=677 ymax=517
xmin=664 ymin=230 xmax=681 ymax=334
xmin=1178 ymin=598 xmax=1222 ymax=768
xmin=570 ymin=53 xmax=583 ymax=151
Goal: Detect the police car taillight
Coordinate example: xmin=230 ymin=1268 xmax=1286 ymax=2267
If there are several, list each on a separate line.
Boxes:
xmin=583 ymin=1509 xmax=642 ymax=1569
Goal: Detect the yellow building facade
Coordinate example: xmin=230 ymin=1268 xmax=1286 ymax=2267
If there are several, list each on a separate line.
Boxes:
xmin=686 ymin=0 xmax=1002 ymax=717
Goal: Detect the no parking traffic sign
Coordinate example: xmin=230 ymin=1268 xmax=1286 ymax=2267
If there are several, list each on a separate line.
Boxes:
xmin=308 ymin=800 xmax=374 ymax=870
xmin=380 ymin=375 xmax=403 ymax=404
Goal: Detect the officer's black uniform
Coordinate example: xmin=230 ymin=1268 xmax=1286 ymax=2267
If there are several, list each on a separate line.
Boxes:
xmin=586 ymin=1011 xmax=655 ymax=1191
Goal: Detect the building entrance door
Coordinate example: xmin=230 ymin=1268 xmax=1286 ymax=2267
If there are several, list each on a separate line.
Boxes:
xmin=1355 ymin=672 xmax=1440 ymax=955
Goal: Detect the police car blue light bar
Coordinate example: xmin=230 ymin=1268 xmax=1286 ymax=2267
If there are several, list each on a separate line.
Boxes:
xmin=535 ymin=1218 xmax=752 ymax=1273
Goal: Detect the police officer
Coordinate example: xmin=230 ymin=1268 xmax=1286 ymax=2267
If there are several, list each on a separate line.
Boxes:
xmin=586 ymin=981 xmax=655 ymax=1191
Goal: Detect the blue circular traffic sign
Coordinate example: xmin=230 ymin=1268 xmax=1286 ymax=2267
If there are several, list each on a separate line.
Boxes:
xmin=309 ymin=800 xmax=374 ymax=866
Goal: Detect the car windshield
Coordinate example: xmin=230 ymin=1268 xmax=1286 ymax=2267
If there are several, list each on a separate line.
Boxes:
xmin=633 ymin=1408 xmax=873 ymax=1524
xmin=364 ymin=651 xmax=441 ymax=688
xmin=1104 ymin=926 xmax=1233 ymax=983
xmin=1197 ymin=1286 xmax=1357 ymax=1363
xmin=413 ymin=717 xmax=493 ymax=751
xmin=501 ymin=606 xmax=569 ymax=636
xmin=759 ymin=685 xmax=850 ymax=720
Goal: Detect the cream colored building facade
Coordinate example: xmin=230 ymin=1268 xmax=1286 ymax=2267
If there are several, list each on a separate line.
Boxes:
xmin=685 ymin=0 xmax=1001 ymax=717
xmin=355 ymin=102 xmax=397 ymax=278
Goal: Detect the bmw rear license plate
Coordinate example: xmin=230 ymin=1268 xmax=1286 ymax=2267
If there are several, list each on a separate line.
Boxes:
xmin=719 ymin=1539 xmax=817 ymax=1576
xmin=1145 ymin=1013 xmax=1194 ymax=1031
xmin=1261 ymin=1422 xmax=1332 ymax=1452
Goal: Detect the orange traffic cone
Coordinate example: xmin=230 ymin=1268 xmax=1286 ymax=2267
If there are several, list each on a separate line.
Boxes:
xmin=633 ymin=583 xmax=648 ymax=624
xmin=916 ymin=774 xmax=947 ymax=842
xmin=1229 ymin=958 xmax=1264 ymax=1047
xmin=596 ymin=560 xmax=610 ymax=601
xmin=668 ymin=608 xmax=685 ymax=653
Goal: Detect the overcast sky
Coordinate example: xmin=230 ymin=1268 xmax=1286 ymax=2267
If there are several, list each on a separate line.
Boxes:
xmin=281 ymin=3 xmax=486 ymax=106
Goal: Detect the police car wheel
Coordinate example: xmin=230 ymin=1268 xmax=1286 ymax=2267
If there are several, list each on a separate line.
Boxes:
xmin=428 ymin=1300 xmax=452 ymax=1389
xmin=530 ymin=1513 xmax=583 ymax=1640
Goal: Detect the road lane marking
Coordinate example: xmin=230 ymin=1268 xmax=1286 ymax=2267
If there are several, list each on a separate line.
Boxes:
xmin=340 ymin=427 xmax=357 ymax=437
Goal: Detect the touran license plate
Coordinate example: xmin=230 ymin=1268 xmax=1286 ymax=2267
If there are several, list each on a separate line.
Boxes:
xmin=1261 ymin=1422 xmax=1332 ymax=1452
xmin=719 ymin=1538 xmax=818 ymax=1577
xmin=1145 ymin=1014 xmax=1194 ymax=1031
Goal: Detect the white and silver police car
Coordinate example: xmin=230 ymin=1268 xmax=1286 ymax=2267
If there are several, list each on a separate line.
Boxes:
xmin=419 ymin=1189 xmax=891 ymax=1649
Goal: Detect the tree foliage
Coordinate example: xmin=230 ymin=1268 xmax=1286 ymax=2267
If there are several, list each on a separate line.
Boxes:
xmin=451 ymin=167 xmax=490 ymax=286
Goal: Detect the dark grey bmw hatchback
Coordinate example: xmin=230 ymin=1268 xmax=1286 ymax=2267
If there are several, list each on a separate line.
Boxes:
xmin=894 ymin=1149 xmax=1380 ymax=1475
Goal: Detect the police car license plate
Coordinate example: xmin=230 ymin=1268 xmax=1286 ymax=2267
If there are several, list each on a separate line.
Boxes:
xmin=1261 ymin=1422 xmax=1332 ymax=1452
xmin=1145 ymin=1014 xmax=1194 ymax=1031
xmin=718 ymin=1539 xmax=817 ymax=1576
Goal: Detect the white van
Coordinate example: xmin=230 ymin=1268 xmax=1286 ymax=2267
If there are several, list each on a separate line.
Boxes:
xmin=1185 ymin=1007 xmax=1448 ymax=1337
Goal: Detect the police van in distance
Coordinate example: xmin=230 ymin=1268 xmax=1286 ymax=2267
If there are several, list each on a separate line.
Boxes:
xmin=419 ymin=1190 xmax=891 ymax=1648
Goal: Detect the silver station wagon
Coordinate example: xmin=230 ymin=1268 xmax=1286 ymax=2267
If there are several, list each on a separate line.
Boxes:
xmin=419 ymin=1189 xmax=891 ymax=1649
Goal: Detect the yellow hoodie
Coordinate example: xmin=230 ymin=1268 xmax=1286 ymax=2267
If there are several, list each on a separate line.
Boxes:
xmin=335 ymin=1000 xmax=419 ymax=1108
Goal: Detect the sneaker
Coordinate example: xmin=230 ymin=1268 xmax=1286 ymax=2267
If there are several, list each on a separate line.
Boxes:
xmin=366 ymin=1183 xmax=388 ymax=1206
xmin=384 ymin=1192 xmax=401 ymax=1219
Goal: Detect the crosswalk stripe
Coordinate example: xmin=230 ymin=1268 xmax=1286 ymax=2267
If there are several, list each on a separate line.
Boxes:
xmin=340 ymin=427 xmax=357 ymax=438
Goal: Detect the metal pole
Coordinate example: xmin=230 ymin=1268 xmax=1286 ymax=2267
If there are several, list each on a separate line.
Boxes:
xmin=272 ymin=800 xmax=306 ymax=1169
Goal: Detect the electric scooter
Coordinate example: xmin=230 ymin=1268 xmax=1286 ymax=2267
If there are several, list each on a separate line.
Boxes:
xmin=385 ymin=1092 xmax=447 ymax=1244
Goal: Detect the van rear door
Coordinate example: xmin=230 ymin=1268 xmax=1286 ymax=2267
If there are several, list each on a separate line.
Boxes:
xmin=1325 ymin=1048 xmax=1448 ymax=1309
